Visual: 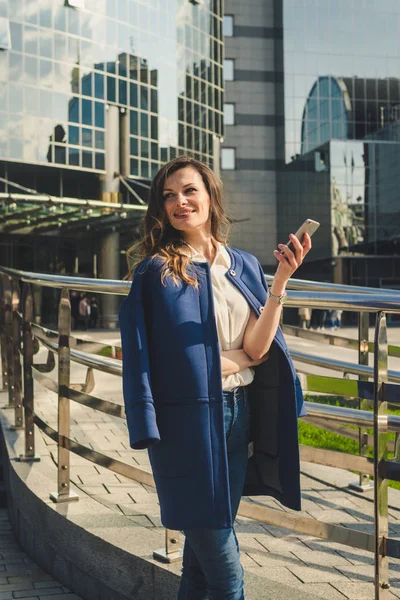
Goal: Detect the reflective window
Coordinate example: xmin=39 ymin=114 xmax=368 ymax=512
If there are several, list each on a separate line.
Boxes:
xmin=0 ymin=17 xmax=11 ymax=50
xmin=66 ymin=0 xmax=85 ymax=7
xmin=223 ymin=103 xmax=234 ymax=125
xmin=0 ymin=1 xmax=224 ymax=175
xmin=221 ymin=148 xmax=235 ymax=170
xmin=223 ymin=15 xmax=233 ymax=37
xmin=281 ymin=0 xmax=400 ymax=264
xmin=223 ymin=59 xmax=234 ymax=81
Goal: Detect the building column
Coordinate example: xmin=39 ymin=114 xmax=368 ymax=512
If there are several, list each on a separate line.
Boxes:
xmin=99 ymin=104 xmax=121 ymax=329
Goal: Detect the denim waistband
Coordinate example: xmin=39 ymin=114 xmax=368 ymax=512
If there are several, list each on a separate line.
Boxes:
xmin=222 ymin=386 xmax=246 ymax=403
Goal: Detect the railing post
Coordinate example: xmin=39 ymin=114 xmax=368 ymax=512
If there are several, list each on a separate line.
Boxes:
xmin=153 ymin=529 xmax=183 ymax=564
xmin=0 ymin=275 xmax=9 ymax=391
xmin=373 ymin=312 xmax=389 ymax=598
xmin=18 ymin=283 xmax=40 ymax=462
xmin=50 ymin=288 xmax=78 ymax=503
xmin=350 ymin=312 xmax=373 ymax=491
xmin=1 ymin=275 xmax=14 ymax=409
xmin=9 ymin=279 xmax=24 ymax=430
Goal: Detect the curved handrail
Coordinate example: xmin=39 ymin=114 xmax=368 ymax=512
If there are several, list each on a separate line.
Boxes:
xmin=282 ymin=324 xmax=400 ymax=358
xmin=290 ymin=349 xmax=400 ymax=384
xmin=2 ymin=264 xmax=400 ymax=296
xmin=0 ymin=266 xmax=130 ymax=295
xmin=1 ymin=265 xmax=400 ymax=312
xmin=266 ymin=274 xmax=399 ymax=295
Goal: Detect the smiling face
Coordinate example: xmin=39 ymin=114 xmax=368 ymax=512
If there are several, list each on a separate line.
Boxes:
xmin=162 ymin=166 xmax=211 ymax=236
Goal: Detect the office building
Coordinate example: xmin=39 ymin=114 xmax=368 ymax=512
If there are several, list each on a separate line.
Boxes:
xmin=221 ymin=0 xmax=283 ymax=266
xmin=223 ymin=0 xmax=400 ymax=291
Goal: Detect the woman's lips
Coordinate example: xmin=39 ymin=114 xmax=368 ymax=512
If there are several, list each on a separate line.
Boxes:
xmin=174 ymin=209 xmax=195 ymax=219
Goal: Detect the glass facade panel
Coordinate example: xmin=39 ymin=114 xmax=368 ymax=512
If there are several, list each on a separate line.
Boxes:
xmin=223 ymin=103 xmax=234 ymax=125
xmin=221 ymin=147 xmax=235 ymax=170
xmin=223 ymin=59 xmax=234 ymax=81
xmin=0 ymin=0 xmax=223 ymax=176
xmin=223 ymin=15 xmax=233 ymax=37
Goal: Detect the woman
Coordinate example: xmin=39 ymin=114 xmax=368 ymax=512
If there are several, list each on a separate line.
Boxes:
xmin=119 ymin=157 xmax=311 ymax=600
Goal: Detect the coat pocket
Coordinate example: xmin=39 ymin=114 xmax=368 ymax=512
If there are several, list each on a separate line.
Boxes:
xmin=148 ymin=404 xmax=193 ymax=478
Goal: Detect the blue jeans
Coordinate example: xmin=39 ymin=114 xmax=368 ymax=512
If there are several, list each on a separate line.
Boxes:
xmin=176 ymin=386 xmax=250 ymax=600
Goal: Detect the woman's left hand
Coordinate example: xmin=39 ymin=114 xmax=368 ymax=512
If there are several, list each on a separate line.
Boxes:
xmin=273 ymin=233 xmax=312 ymax=282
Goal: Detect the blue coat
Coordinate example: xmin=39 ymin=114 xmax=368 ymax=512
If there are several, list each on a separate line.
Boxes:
xmin=119 ymin=247 xmax=306 ymax=530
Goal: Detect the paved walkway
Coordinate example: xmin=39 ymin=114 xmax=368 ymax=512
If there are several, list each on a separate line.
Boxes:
xmin=28 ymin=327 xmax=400 ymax=600
xmin=0 ymin=508 xmax=82 ymax=600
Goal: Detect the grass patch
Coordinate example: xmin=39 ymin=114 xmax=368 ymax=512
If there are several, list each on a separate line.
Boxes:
xmin=301 ymin=394 xmax=400 ymax=491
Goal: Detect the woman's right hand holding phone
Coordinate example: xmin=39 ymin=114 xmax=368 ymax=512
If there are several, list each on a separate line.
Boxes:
xmin=272 ymin=232 xmax=312 ymax=290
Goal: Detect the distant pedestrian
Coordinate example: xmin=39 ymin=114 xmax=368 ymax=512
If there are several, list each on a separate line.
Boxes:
xmin=327 ymin=310 xmax=335 ymax=331
xmin=78 ymin=294 xmax=90 ymax=330
xmin=70 ymin=291 xmax=80 ymax=330
xmin=310 ymin=308 xmax=326 ymax=330
xmin=318 ymin=309 xmax=328 ymax=330
xmin=331 ymin=309 xmax=343 ymax=329
xmin=89 ymin=297 xmax=99 ymax=328
xmin=298 ymin=307 xmax=311 ymax=329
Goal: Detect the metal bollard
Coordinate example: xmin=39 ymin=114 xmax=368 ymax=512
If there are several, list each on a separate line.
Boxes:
xmin=153 ymin=529 xmax=183 ymax=564
xmin=373 ymin=312 xmax=389 ymax=599
xmin=50 ymin=288 xmax=78 ymax=503
xmin=349 ymin=312 xmax=373 ymax=492
xmin=18 ymin=283 xmax=40 ymax=462
xmin=9 ymin=279 xmax=24 ymax=430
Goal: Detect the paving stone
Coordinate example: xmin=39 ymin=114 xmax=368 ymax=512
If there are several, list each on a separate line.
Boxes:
xmin=255 ymin=535 xmax=312 ymax=553
xmin=118 ymin=502 xmax=159 ymax=517
xmin=241 ymin=553 xmax=263 ymax=568
xmin=330 ymin=581 xmax=376 ymax=599
xmin=14 ymin=590 xmax=65 ymax=599
xmin=33 ymin=582 xmax=61 ymax=589
xmin=291 ymin=549 xmax=352 ymax=567
xmin=125 ymin=515 xmax=154 ymax=527
xmin=245 ymin=565 xmax=302 ymax=586
xmin=305 ymin=508 xmax=361 ymax=525
xmin=91 ymin=492 xmax=134 ymax=505
xmin=41 ymin=593 xmax=83 ymax=599
xmin=0 ymin=584 xmax=34 ymax=592
xmin=287 ymin=565 xmax=350 ymax=584
xmin=335 ymin=563 xmax=375 ymax=583
xmin=247 ymin=550 xmax=303 ymax=569
xmin=298 ymin=583 xmax=347 ymax=600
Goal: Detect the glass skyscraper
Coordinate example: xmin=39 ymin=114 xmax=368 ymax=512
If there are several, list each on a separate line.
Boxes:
xmin=279 ymin=0 xmax=400 ymax=289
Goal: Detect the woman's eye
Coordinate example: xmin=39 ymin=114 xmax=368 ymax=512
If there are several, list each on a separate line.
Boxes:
xmin=187 ymin=187 xmax=196 ymax=193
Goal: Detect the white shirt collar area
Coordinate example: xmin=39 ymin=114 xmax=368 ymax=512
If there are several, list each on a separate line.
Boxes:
xmin=186 ymin=241 xmax=231 ymax=269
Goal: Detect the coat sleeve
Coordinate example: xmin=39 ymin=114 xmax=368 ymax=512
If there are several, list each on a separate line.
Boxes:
xmin=257 ymin=258 xmax=307 ymax=418
xmin=119 ymin=266 xmax=160 ymax=449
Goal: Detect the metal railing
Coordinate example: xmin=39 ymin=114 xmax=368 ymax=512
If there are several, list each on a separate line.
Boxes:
xmin=1 ymin=266 xmax=400 ymax=595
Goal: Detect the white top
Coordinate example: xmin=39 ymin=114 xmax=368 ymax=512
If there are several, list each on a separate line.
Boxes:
xmin=188 ymin=242 xmax=255 ymax=391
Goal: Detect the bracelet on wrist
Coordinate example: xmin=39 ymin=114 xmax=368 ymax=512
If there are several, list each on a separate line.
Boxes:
xmin=267 ymin=290 xmax=288 ymax=305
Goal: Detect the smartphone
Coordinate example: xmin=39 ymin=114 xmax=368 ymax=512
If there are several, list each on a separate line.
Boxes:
xmin=284 ymin=219 xmax=320 ymax=253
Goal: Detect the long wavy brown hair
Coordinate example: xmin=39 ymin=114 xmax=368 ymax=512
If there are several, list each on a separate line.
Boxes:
xmin=125 ymin=156 xmax=231 ymax=287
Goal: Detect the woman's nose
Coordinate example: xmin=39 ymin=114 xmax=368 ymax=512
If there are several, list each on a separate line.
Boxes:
xmin=176 ymin=193 xmax=188 ymax=205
